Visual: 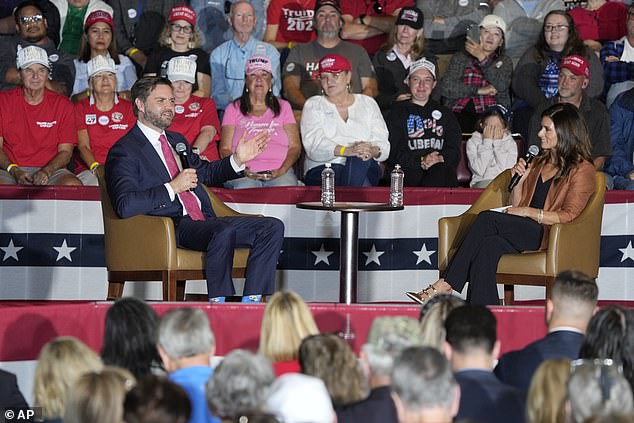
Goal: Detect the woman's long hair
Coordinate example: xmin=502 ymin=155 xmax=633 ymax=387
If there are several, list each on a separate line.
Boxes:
xmin=534 ymin=10 xmax=585 ymax=64
xmin=79 ymin=27 xmax=121 ymax=64
xmin=382 ymin=24 xmax=425 ymax=59
xmin=234 ymin=82 xmax=281 ymax=117
xmin=533 ymin=102 xmax=592 ymax=181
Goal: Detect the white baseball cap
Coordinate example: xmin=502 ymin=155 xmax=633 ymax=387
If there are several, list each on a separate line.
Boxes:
xmin=408 ymin=57 xmax=436 ymax=80
xmin=87 ymin=55 xmax=116 ymax=78
xmin=266 ymin=374 xmax=335 ymax=423
xmin=167 ymin=56 xmax=197 ymax=84
xmin=16 ymin=45 xmax=50 ymax=70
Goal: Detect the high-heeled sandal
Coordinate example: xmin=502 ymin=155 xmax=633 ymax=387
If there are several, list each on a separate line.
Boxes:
xmin=406 ymin=284 xmax=438 ymax=305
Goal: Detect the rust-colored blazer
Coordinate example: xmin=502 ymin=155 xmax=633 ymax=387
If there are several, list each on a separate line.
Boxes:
xmin=517 ymin=159 xmax=596 ymax=250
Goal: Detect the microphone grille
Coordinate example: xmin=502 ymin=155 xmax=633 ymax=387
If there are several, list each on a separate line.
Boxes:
xmin=527 ymin=145 xmax=540 ymax=156
xmin=175 ymin=143 xmax=187 ymax=154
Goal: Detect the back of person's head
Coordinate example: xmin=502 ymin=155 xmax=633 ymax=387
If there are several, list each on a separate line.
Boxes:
xmin=206 ymin=349 xmax=275 ymax=419
xmin=34 ymin=336 xmax=104 ymax=419
xmin=158 ymin=307 xmax=215 ymax=360
xmin=259 ymin=291 xmax=319 ymax=363
xmin=579 ymin=305 xmax=634 ymax=391
xmin=231 ymin=413 xmax=281 ymax=423
xmin=526 ymin=358 xmax=571 ymax=423
xmin=567 ymin=359 xmax=634 ymax=423
xmin=362 ymin=316 xmax=425 ymax=378
xmin=298 ymin=333 xmax=367 ymax=407
xmin=266 ymin=373 xmax=335 ymax=423
xmin=444 ymin=305 xmax=497 ymax=355
xmin=418 ymin=295 xmax=465 ymax=350
xmin=124 ymin=375 xmax=191 ymax=423
xmin=64 ymin=367 xmax=136 ymax=423
xmin=101 ymin=297 xmax=162 ymax=379
xmin=549 ymin=270 xmax=598 ymax=327
xmin=391 ymin=346 xmax=458 ymax=416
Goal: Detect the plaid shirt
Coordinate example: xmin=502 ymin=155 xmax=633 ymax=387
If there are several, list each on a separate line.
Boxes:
xmin=452 ymin=55 xmax=498 ymax=114
xmin=600 ymin=40 xmax=634 ymax=92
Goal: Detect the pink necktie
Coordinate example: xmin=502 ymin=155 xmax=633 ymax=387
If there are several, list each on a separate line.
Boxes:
xmin=159 ymin=134 xmax=205 ymax=221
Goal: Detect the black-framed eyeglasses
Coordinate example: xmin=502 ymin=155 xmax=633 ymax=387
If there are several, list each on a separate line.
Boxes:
xmin=544 ymin=24 xmax=568 ymax=33
xmin=19 ymin=14 xmax=43 ymax=25
xmin=170 ymin=23 xmax=193 ymax=34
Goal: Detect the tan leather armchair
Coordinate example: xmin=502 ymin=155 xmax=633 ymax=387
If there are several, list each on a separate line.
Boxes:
xmin=438 ymin=169 xmax=606 ymax=304
xmin=96 ymin=167 xmax=251 ymax=301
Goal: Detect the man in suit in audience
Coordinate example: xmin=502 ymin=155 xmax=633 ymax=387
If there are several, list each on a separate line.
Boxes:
xmin=0 ymin=369 xmax=28 ymax=409
xmin=605 ymin=86 xmax=634 ymax=190
xmin=444 ymin=305 xmax=525 ymax=423
xmin=105 ymin=76 xmax=284 ymax=303
xmin=495 ymin=270 xmax=598 ymax=394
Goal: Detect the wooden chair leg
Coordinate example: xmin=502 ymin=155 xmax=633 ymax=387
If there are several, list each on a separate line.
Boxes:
xmin=107 ymin=281 xmax=125 ymax=300
xmin=504 ymin=284 xmax=515 ymax=305
xmin=176 ymin=280 xmax=186 ymax=301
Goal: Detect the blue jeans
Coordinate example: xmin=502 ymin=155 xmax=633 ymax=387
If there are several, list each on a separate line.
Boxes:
xmin=304 ymin=157 xmax=380 ymax=186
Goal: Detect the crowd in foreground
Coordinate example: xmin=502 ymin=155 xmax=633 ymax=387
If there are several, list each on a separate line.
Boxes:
xmin=1 ymin=0 xmax=634 ymax=190
xmin=1 ymin=270 xmax=634 ymax=423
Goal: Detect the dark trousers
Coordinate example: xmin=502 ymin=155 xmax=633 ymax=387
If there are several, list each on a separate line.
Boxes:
xmin=405 ymin=162 xmax=459 ymax=187
xmin=174 ymin=215 xmax=284 ymax=297
xmin=444 ymin=211 xmax=543 ymax=305
xmin=304 ymin=157 xmax=380 ymax=186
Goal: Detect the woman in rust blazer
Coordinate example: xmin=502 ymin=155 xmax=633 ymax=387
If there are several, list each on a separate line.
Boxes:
xmin=407 ymin=103 xmax=596 ymax=305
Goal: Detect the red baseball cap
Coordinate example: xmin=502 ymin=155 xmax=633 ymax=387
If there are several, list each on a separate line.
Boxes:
xmin=84 ymin=10 xmax=113 ymax=31
xmin=168 ymin=6 xmax=197 ymax=27
xmin=560 ymin=55 xmax=590 ymax=78
xmin=318 ymin=54 xmax=351 ymax=75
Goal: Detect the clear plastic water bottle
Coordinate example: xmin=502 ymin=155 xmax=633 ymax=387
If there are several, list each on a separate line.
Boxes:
xmin=390 ymin=164 xmax=404 ymax=207
xmin=321 ymin=163 xmax=335 ymax=207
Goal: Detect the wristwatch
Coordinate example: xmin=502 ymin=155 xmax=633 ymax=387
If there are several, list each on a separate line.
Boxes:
xmin=192 ymin=147 xmax=200 ymax=155
xmin=359 ymin=14 xmax=367 ymax=25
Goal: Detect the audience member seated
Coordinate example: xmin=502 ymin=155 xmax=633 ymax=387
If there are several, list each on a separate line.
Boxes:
xmin=390 ymin=346 xmax=460 ymax=423
xmin=49 ymin=0 xmax=112 ymax=56
xmin=258 ymin=291 xmax=319 ymax=376
xmin=72 ymin=10 xmax=137 ymax=102
xmin=605 ymin=86 xmax=634 ymax=190
xmin=144 ymin=6 xmax=210 ymax=98
xmin=100 ymin=297 xmax=163 ymax=380
xmin=416 ymin=0 xmax=490 ymax=55
xmin=157 ymin=307 xmax=219 ymax=423
xmin=466 ymin=104 xmax=517 ymax=187
xmin=566 ymin=358 xmax=634 ymax=423
xmin=444 ymin=305 xmax=525 ymax=423
xmin=386 ymin=58 xmax=460 ymax=187
xmin=569 ymin=0 xmax=627 ymax=54
xmin=210 ymin=1 xmax=280 ymax=113
xmin=34 ymin=336 xmax=104 ymax=423
xmin=0 ymin=45 xmax=80 ymax=186
xmin=339 ymin=0 xmax=412 ymax=57
xmin=266 ymin=374 xmax=336 ymax=423
xmin=166 ymin=56 xmax=221 ymax=161
xmin=264 ymin=0 xmax=316 ymax=51
xmin=300 ymin=54 xmax=389 ymax=186
xmin=220 ymin=55 xmax=300 ymax=188
xmin=110 ymin=0 xmax=184 ymax=71
xmin=373 ymin=6 xmax=434 ymax=116
xmin=418 ymin=294 xmax=465 ymax=350
xmin=206 ymin=350 xmax=275 ymax=421
xmin=525 ymin=358 xmax=571 ymax=423
xmin=337 ymin=316 xmax=425 ymax=423
xmin=124 ymin=375 xmax=191 ymax=423
xmin=74 ymin=55 xmax=135 ymax=185
xmin=282 ymin=0 xmax=377 ymax=111
xmin=578 ymin=305 xmax=634 ymax=392
xmin=299 ymin=333 xmax=367 ymax=408
xmin=495 ymin=270 xmax=598 ymax=394
xmin=600 ymin=4 xmax=634 ymax=109
xmin=439 ymin=14 xmax=512 ymax=132
xmin=64 ymin=367 xmax=136 ymax=423
xmin=492 ymin=0 xmax=565 ymax=59
xmin=0 ymin=1 xmax=76 ymax=96
xmin=0 ymin=369 xmax=28 ymax=410
xmin=512 ymin=10 xmax=604 ymax=141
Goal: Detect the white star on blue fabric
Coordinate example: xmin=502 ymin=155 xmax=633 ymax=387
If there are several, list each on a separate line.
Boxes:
xmin=363 ymin=244 xmax=385 ymax=266
xmin=53 ymin=239 xmax=77 ymax=262
xmin=312 ymin=244 xmax=334 ymax=266
xmin=619 ymin=241 xmax=634 ymax=263
xmin=413 ymin=243 xmax=435 ymax=265
xmin=1 ymin=239 xmax=23 ymax=262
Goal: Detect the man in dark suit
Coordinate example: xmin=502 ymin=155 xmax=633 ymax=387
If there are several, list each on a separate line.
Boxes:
xmin=445 ymin=305 xmax=525 ymax=423
xmin=495 ymin=270 xmax=599 ymax=394
xmin=0 ymin=369 xmax=28 ymax=409
xmin=105 ymin=76 xmax=284 ymax=302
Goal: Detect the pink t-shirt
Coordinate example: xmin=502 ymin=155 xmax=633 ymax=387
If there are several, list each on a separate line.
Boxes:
xmin=222 ymin=99 xmax=296 ymax=172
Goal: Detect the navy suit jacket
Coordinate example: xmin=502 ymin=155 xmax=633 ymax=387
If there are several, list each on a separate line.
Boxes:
xmin=0 ymin=369 xmax=28 ymax=409
xmin=105 ymin=124 xmax=238 ymax=219
xmin=455 ymin=369 xmax=525 ymax=423
xmin=494 ymin=330 xmax=584 ymax=394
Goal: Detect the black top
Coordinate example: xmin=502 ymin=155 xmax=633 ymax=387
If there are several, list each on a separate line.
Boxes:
xmin=144 ymin=47 xmax=211 ymax=77
xmin=529 ymin=174 xmax=553 ymax=210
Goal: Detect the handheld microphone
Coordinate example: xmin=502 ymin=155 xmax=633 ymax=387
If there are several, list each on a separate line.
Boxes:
xmin=508 ymin=145 xmax=540 ymax=192
xmin=175 ymin=143 xmax=190 ymax=169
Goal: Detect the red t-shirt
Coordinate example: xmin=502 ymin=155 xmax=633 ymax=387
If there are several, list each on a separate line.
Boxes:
xmin=267 ymin=0 xmax=317 ymax=44
xmin=168 ymin=96 xmax=221 ymax=161
xmin=569 ymin=1 xmax=627 ymax=42
xmin=74 ymin=98 xmax=136 ymax=166
xmin=341 ymin=0 xmax=410 ymax=56
xmin=0 ymin=88 xmax=76 ymax=167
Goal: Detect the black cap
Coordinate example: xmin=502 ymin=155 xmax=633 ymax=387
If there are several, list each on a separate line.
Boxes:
xmin=314 ymin=0 xmax=342 ymax=15
xmin=396 ymin=6 xmax=424 ymax=30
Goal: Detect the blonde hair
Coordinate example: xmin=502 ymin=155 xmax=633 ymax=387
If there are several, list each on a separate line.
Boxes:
xmin=419 ymin=296 xmax=465 ymax=350
xmin=34 ymin=337 xmax=104 ymax=418
xmin=259 ymin=291 xmax=319 ymax=363
xmin=527 ymin=358 xmax=571 ymax=423
xmin=64 ymin=367 xmax=136 ymax=423
xmin=158 ymin=23 xmax=202 ymax=50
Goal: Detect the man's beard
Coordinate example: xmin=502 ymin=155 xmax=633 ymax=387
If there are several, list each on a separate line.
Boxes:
xmin=144 ymin=108 xmax=174 ymax=130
